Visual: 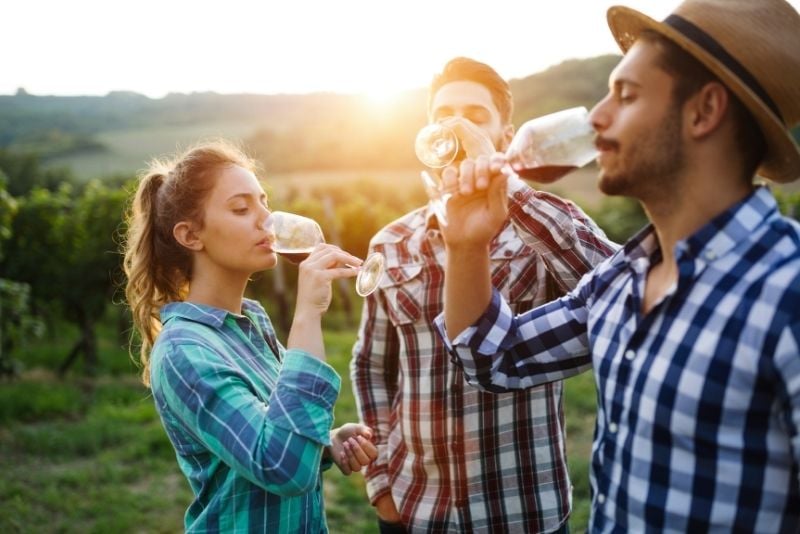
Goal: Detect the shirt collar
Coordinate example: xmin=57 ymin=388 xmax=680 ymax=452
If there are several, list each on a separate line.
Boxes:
xmin=679 ymin=186 xmax=778 ymax=263
xmin=424 ymin=203 xmax=441 ymax=231
xmin=160 ymin=298 xmax=264 ymax=328
xmin=622 ymin=224 xmax=659 ymax=263
xmin=620 ymin=186 xmax=779 ymax=266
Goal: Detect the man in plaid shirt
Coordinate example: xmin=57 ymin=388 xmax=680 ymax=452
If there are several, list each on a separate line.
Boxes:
xmin=351 ymin=57 xmax=617 ymax=533
xmin=437 ymin=1 xmax=800 ymax=531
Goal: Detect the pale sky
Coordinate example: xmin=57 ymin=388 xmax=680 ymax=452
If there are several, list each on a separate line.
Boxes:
xmin=3 ymin=0 xmax=799 ymax=99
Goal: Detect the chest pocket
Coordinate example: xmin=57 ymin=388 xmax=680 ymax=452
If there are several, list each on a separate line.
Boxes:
xmin=379 ymin=263 xmax=424 ymax=326
xmin=489 ymin=232 xmax=552 ymax=312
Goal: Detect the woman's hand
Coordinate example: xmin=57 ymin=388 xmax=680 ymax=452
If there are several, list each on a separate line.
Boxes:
xmin=294 ymin=244 xmax=360 ymax=318
xmin=327 ymin=423 xmax=378 ymax=475
xmin=287 ymin=244 xmax=360 ymax=359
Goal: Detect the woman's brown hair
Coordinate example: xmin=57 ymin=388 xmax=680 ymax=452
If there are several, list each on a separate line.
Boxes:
xmin=123 ymin=140 xmax=256 ymax=386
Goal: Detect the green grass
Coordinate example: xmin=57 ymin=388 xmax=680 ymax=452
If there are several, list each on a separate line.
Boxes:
xmin=2 ymin=319 xmax=596 ymax=533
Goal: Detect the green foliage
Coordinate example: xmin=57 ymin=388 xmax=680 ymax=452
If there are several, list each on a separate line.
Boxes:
xmin=0 ymin=380 xmax=83 ymax=424
xmin=774 ymin=187 xmax=800 ymax=221
xmin=0 ymin=147 xmax=75 ymax=196
xmin=586 ymin=196 xmax=648 ymax=243
xmin=0 ymin=178 xmax=43 ymax=375
xmin=0 ymin=179 xmax=128 ymax=375
xmin=0 ymin=171 xmax=16 ymax=258
xmin=1 ymin=185 xmax=74 ymax=302
xmin=0 ymin=278 xmax=44 ymax=375
xmin=0 ymin=374 xmax=188 ymax=533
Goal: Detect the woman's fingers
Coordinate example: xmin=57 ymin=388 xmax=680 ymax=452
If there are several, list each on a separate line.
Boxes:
xmin=302 ymin=244 xmax=362 ymax=279
xmin=343 ymin=437 xmax=371 ymax=471
xmin=357 ymin=434 xmax=378 ymax=460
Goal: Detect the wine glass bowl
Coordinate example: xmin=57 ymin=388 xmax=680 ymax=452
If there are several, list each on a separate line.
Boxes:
xmin=270 ymin=211 xmax=324 ymax=263
xmin=268 ymin=211 xmax=385 ymax=296
xmin=414 ymin=123 xmax=460 ymax=168
xmin=505 ymin=106 xmax=598 ymax=183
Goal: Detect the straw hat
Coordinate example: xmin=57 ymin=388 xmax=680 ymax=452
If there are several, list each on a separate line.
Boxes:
xmin=606 ymin=0 xmax=800 ymax=183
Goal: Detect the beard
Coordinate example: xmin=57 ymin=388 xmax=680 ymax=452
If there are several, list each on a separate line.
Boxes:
xmin=597 ymin=104 xmax=685 ymax=200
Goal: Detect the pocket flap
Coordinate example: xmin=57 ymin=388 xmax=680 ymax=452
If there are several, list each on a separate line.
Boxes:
xmin=380 ymin=263 xmax=423 ymax=288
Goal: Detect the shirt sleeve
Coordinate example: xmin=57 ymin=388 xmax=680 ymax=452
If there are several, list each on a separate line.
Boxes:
xmin=350 ymin=285 xmax=400 ymax=504
xmin=434 ymin=276 xmax=594 ymax=393
xmin=155 ymin=344 xmax=341 ymax=497
xmin=506 ymin=175 xmax=618 ymax=293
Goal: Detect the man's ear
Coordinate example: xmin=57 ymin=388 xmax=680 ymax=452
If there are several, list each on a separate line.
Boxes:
xmin=687 ymin=81 xmax=729 ymax=139
xmin=173 ymin=221 xmax=203 ymax=251
xmin=501 ymin=123 xmax=515 ymax=151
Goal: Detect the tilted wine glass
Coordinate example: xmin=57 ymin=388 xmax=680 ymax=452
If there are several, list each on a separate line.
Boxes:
xmin=414 ymin=106 xmax=598 ymax=225
xmin=268 ymin=211 xmax=385 ymax=297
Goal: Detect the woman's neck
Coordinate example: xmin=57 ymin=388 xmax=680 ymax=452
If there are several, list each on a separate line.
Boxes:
xmin=186 ymin=266 xmax=250 ymax=315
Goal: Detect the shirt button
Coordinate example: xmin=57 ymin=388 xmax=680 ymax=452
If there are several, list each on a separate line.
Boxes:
xmin=608 ymin=422 xmax=618 ymax=433
xmin=625 ymin=349 xmax=635 ymax=360
xmin=597 ymin=493 xmax=606 ymax=504
xmin=504 ymin=250 xmax=512 ymax=257
xmin=705 ymin=250 xmax=717 ymax=260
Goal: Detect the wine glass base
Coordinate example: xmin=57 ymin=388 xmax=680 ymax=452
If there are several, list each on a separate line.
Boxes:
xmin=355 ymin=252 xmax=386 ymax=296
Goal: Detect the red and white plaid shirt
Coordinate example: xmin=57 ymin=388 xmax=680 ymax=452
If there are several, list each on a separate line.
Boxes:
xmin=351 ymin=177 xmax=617 ymax=533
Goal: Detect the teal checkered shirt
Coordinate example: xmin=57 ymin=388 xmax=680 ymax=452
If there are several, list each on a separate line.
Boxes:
xmin=150 ymin=299 xmax=341 ymax=533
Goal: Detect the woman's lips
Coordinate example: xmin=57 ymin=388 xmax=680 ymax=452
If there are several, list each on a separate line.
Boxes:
xmin=256 ymin=237 xmax=275 ymax=251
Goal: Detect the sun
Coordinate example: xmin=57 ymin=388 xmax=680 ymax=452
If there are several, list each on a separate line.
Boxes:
xmin=360 ymin=83 xmax=403 ymax=109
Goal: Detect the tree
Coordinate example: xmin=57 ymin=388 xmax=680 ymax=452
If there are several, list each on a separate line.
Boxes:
xmin=0 ymin=172 xmax=42 ymax=377
xmin=0 ymin=180 xmax=127 ymax=375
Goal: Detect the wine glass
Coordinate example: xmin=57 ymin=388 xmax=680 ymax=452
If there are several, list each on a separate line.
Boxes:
xmin=268 ymin=211 xmax=385 ymax=297
xmin=505 ymin=106 xmax=597 ymax=182
xmin=414 ymin=106 xmax=598 ymax=225
xmin=414 ymin=122 xmax=460 ymax=168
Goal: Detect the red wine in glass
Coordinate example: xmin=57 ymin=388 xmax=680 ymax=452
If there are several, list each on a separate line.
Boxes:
xmin=274 ymin=249 xmax=314 ymax=264
xmin=515 ymin=165 xmax=578 ymax=183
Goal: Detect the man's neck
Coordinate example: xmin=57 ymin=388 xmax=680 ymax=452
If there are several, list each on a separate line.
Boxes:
xmin=639 ymin=166 xmax=753 ymax=315
xmin=644 ymin=170 xmax=754 ymax=263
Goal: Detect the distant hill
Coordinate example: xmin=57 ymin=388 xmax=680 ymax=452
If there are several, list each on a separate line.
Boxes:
xmin=0 ymin=55 xmax=622 ymax=177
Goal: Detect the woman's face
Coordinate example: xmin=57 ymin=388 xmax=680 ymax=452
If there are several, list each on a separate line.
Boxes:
xmin=192 ymin=164 xmax=277 ymax=276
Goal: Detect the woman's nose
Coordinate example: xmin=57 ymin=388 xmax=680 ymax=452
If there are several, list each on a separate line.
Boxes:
xmin=260 ymin=209 xmax=273 ymax=232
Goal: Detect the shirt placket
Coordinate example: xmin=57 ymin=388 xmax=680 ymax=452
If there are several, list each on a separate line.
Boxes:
xmin=595 ymin=259 xmax=648 ymax=518
xmin=425 ymin=228 xmax=466 ymax=530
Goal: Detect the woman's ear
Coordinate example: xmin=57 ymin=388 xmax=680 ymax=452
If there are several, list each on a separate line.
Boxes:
xmin=173 ymin=221 xmax=203 ymax=251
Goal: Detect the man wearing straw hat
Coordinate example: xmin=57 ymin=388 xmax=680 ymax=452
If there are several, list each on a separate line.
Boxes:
xmin=434 ymin=0 xmax=800 ymax=530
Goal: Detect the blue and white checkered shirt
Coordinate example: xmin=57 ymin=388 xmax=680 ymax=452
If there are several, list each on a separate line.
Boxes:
xmin=436 ymin=186 xmax=800 ymax=532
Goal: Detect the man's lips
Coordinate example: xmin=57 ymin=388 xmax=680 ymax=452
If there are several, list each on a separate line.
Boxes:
xmin=595 ymin=137 xmax=619 ymax=152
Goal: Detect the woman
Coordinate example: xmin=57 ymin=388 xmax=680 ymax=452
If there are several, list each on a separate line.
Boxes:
xmin=123 ymin=141 xmax=376 ymax=532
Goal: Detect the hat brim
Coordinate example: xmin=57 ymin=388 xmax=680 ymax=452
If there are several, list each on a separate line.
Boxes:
xmin=607 ymin=5 xmax=800 ymax=183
